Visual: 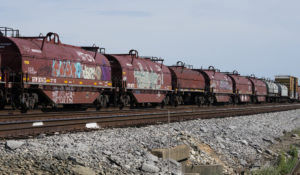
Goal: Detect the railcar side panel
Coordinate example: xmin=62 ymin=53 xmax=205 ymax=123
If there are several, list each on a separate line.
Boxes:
xmin=227 ymin=74 xmax=252 ymax=102
xmin=168 ymin=66 xmax=205 ymax=91
xmin=0 ymin=34 xmax=112 ymax=106
xmin=195 ymin=68 xmax=233 ymax=103
xmin=248 ymin=77 xmax=267 ymax=102
xmin=107 ymin=53 xmax=171 ymax=103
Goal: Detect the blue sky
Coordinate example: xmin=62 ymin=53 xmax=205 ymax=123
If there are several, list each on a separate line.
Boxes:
xmin=1 ymin=0 xmax=299 ymax=79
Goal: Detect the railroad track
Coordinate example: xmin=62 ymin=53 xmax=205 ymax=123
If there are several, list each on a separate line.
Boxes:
xmin=0 ymin=103 xmax=300 ymax=139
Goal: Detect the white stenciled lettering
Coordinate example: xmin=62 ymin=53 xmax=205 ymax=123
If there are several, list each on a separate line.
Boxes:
xmin=52 ymin=91 xmax=74 ymax=104
xmin=76 ymin=51 xmax=95 ymax=62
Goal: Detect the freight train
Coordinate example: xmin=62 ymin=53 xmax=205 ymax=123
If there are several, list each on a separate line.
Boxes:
xmin=0 ymin=27 xmax=298 ymax=112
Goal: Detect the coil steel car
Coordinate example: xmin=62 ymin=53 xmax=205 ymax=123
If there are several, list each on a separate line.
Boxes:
xmin=0 ymin=27 xmax=298 ymax=112
xmin=226 ymin=71 xmax=252 ymax=103
xmin=168 ymin=61 xmax=206 ymax=106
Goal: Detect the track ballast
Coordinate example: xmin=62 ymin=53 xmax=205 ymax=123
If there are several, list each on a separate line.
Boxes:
xmin=1 ymin=103 xmax=300 ymax=139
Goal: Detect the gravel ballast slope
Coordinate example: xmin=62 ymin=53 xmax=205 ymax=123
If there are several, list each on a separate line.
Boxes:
xmin=0 ymin=109 xmax=300 ymax=174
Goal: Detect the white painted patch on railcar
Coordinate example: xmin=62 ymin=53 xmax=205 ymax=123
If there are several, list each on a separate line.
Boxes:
xmin=86 ymin=123 xmax=100 ymax=129
xmin=32 ymin=122 xmax=44 ymax=126
xmin=31 ymin=49 xmax=42 ymax=53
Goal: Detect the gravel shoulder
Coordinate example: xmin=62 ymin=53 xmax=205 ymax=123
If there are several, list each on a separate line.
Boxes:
xmin=1 ymin=109 xmax=300 ymax=174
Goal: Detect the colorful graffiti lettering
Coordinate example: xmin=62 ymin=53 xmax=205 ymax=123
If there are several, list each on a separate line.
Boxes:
xmin=75 ymin=62 xmax=82 ymax=78
xmin=51 ymin=60 xmax=110 ymax=80
xmin=82 ymin=65 xmax=97 ymax=80
xmin=134 ymin=62 xmax=164 ymax=89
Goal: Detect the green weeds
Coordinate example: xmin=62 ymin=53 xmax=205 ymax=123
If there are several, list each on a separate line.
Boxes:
xmin=251 ymin=146 xmax=298 ymax=175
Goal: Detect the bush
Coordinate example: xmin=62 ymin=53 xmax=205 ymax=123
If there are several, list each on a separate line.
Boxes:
xmin=251 ymin=146 xmax=298 ymax=175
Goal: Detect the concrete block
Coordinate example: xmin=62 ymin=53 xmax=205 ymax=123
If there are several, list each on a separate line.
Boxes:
xmin=151 ymin=144 xmax=190 ymax=161
xmin=183 ymin=164 xmax=223 ymax=175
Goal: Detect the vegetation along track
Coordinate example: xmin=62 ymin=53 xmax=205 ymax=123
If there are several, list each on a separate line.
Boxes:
xmin=291 ymin=159 xmax=300 ymax=175
xmin=1 ymin=103 xmax=300 ymax=139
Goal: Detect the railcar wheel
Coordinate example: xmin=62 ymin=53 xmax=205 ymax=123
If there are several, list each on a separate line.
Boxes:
xmin=20 ymin=93 xmax=30 ymax=113
xmin=119 ymin=103 xmax=124 ymax=110
xmin=21 ymin=101 xmax=29 ymax=113
xmin=208 ymin=96 xmax=215 ymax=105
xmin=234 ymin=96 xmax=239 ymax=104
xmin=0 ymin=90 xmax=5 ymax=109
xmin=165 ymin=96 xmax=170 ymax=105
xmin=228 ymin=96 xmax=233 ymax=104
xmin=170 ymin=95 xmax=178 ymax=107
xmin=95 ymin=95 xmax=103 ymax=111
xmin=0 ymin=102 xmax=5 ymax=110
xmin=119 ymin=95 xmax=129 ymax=110
xmin=199 ymin=96 xmax=205 ymax=105
xmin=195 ymin=96 xmax=203 ymax=106
xmin=161 ymin=100 xmax=165 ymax=108
xmin=31 ymin=93 xmax=39 ymax=109
xmin=95 ymin=102 xmax=101 ymax=111
xmin=104 ymin=95 xmax=109 ymax=107
xmin=174 ymin=96 xmax=179 ymax=107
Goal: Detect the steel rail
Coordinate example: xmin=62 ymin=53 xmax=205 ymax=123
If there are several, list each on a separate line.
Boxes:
xmin=0 ymin=104 xmax=300 ymax=139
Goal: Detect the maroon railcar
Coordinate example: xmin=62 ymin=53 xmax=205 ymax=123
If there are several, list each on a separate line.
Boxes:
xmin=226 ymin=71 xmax=252 ymax=103
xmin=195 ymin=66 xmax=234 ymax=103
xmin=298 ymin=86 xmax=300 ymax=102
xmin=0 ymin=32 xmax=112 ymax=111
xmin=168 ymin=61 xmax=206 ymax=105
xmin=105 ymin=50 xmax=171 ymax=107
xmin=247 ymin=75 xmax=267 ymax=102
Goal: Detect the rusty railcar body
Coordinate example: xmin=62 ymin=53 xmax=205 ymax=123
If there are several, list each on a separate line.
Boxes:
xmin=247 ymin=76 xmax=267 ymax=103
xmin=0 ymin=32 xmax=112 ymax=111
xmin=226 ymin=71 xmax=252 ymax=103
xmin=168 ymin=61 xmax=206 ymax=105
xmin=194 ymin=66 xmax=233 ymax=104
xmin=0 ymin=27 xmax=299 ymax=112
xmin=105 ymin=50 xmax=172 ymax=107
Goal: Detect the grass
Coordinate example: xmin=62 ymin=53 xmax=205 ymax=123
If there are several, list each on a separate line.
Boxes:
xmin=283 ymin=128 xmax=300 ymax=137
xmin=293 ymin=129 xmax=300 ymax=136
xmin=251 ymin=146 xmax=298 ymax=175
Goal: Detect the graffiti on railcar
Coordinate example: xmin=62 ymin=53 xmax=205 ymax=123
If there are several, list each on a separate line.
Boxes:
xmin=76 ymin=51 xmax=95 ymax=62
xmin=52 ymin=60 xmax=64 ymax=77
xmin=82 ymin=65 xmax=100 ymax=80
xmin=51 ymin=60 xmax=110 ymax=80
xmin=74 ymin=62 xmax=82 ymax=78
xmin=133 ymin=62 xmax=164 ymax=89
xmin=28 ymin=67 xmax=37 ymax=74
xmin=94 ymin=66 xmax=102 ymax=80
xmin=219 ymin=80 xmax=232 ymax=90
xmin=52 ymin=87 xmax=74 ymax=104
xmin=101 ymin=59 xmax=111 ymax=81
xmin=52 ymin=90 xmax=74 ymax=104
